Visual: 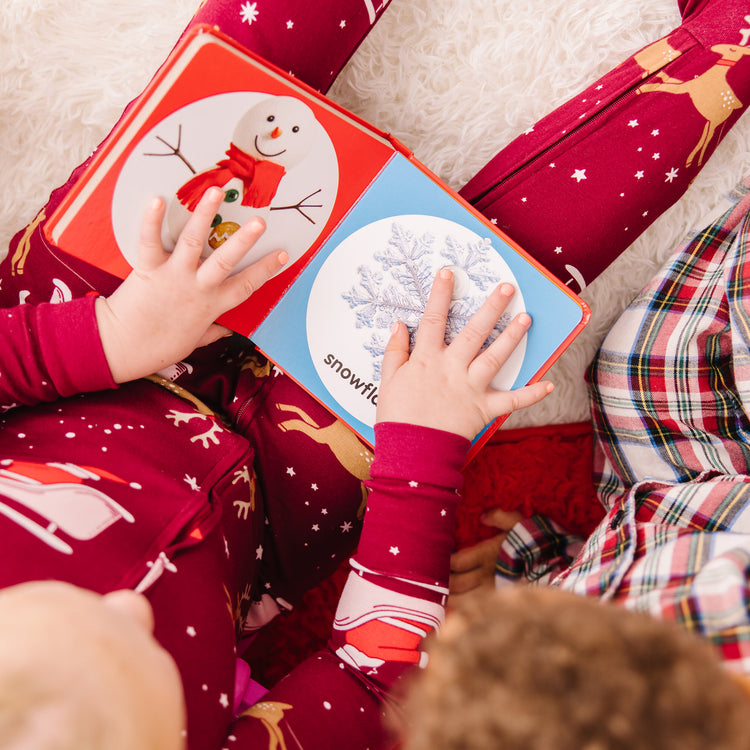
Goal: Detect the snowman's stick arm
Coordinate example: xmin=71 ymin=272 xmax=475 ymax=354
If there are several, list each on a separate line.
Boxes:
xmin=269 ymin=188 xmax=323 ymax=224
xmin=143 ymin=124 xmax=197 ymax=174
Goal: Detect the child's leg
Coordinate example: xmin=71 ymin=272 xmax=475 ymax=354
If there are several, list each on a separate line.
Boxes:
xmin=157 ymin=340 xmax=370 ymax=610
xmin=186 ymin=0 xmax=393 ymax=94
xmin=460 ymin=0 xmax=750 ymax=290
xmin=587 ymin=177 xmax=750 ymax=506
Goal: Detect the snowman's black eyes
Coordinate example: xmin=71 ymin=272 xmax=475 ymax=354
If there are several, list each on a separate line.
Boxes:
xmin=211 ymin=214 xmax=222 ymax=228
xmin=267 ymin=115 xmax=275 ymax=122
xmin=292 ymin=125 xmax=300 ymax=133
xmin=224 ymin=189 xmax=240 ymax=203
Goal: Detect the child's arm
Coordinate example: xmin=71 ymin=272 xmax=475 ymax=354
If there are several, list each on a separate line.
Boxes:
xmin=0 ymin=188 xmax=284 ymax=408
xmin=227 ymin=272 xmax=553 ymax=747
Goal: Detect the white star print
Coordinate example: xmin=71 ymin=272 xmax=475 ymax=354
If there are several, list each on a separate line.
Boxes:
xmin=286 ymin=20 xmax=293 ymax=28
xmin=219 ymin=693 xmax=229 ymax=709
xmin=596 ymin=84 xmax=603 ymax=90
xmin=312 ymin=524 xmax=320 ymax=531
xmin=651 ymin=129 xmax=660 ymax=136
xmin=490 ymin=217 xmax=498 ymax=224
xmin=311 ymin=483 xmax=318 ymax=491
xmin=571 ymin=168 xmax=587 ymax=183
xmin=642 ymin=211 xmax=649 ymax=217
xmin=549 ymin=163 xmax=556 ymax=168
xmin=339 ymin=19 xmax=346 ymax=28
xmin=341 ymin=521 xmax=353 ymax=532
xmin=389 ymin=546 xmax=400 ymax=555
xmin=665 ymin=167 xmax=679 ymax=183
xmin=321 ymin=508 xmax=328 ymax=515
xmin=256 ymin=545 xmax=263 ymax=560
xmin=409 ymin=481 xmax=418 ymax=488
xmin=186 ymin=626 xmax=197 ymax=637
xmin=652 ymin=152 xmax=660 ymax=160
xmin=521 ymin=197 xmax=527 ymax=203
xmin=628 ymin=119 xmax=639 ymax=128
xmin=286 ymin=466 xmax=295 ymax=477
xmin=440 ymin=509 xmax=447 ymax=517
xmin=554 ymin=246 xmax=563 ymax=254
xmin=635 ymin=170 xmax=644 ymax=180
xmin=184 ymin=475 xmax=199 ymax=491
xmin=239 ymin=1 xmax=259 ymax=25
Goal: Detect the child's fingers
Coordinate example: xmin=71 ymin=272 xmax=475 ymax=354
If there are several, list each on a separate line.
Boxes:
xmin=197 ymin=217 xmax=267 ymax=287
xmin=449 ymin=283 xmax=515 ymax=363
xmin=485 ymin=380 xmax=554 ymax=420
xmin=469 ymin=312 xmax=532 ymax=388
xmin=221 ymin=249 xmax=289 ymax=308
xmin=195 ymin=323 xmax=233 ymax=350
xmin=479 ymin=507 xmax=523 ymax=531
xmin=171 ymin=187 xmax=224 ymax=264
xmin=413 ymin=268 xmax=454 ymax=352
xmin=379 ymin=321 xmax=411 ymax=384
xmin=137 ymin=197 xmax=169 ymax=271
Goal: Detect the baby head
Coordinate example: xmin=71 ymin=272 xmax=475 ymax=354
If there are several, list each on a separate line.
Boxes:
xmin=404 ymin=586 xmax=750 ymax=750
xmin=0 ymin=580 xmax=185 ymax=750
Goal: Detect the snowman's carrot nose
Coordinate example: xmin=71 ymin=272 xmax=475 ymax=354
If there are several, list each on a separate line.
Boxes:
xmin=270 ymin=127 xmax=282 ymax=139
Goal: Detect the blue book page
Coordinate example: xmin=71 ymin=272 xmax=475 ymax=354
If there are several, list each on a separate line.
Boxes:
xmin=252 ymin=154 xmax=586 ymax=446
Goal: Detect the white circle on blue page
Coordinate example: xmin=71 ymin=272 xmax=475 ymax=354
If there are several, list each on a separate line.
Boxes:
xmin=306 ymin=214 xmax=526 ymax=428
xmin=111 ymin=91 xmax=337 ymax=275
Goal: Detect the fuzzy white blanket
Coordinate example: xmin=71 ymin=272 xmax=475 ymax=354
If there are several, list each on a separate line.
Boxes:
xmin=2 ymin=0 xmax=750 ymax=428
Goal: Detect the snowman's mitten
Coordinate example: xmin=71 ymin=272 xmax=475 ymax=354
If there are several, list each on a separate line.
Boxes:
xmin=459 ymin=0 xmax=750 ymax=292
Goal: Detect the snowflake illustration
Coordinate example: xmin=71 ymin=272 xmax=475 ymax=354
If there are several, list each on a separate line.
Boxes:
xmin=342 ymin=221 xmax=512 ymax=380
xmin=239 ymin=1 xmax=259 ymax=25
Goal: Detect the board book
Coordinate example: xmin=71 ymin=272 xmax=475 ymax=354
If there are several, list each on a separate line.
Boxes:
xmin=44 ymin=24 xmax=590 ymax=463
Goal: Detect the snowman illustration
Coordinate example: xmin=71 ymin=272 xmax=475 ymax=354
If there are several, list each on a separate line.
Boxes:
xmin=112 ymin=92 xmax=338 ymax=273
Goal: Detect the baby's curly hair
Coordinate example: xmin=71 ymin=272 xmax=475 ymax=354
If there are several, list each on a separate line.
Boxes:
xmin=403 ymin=586 xmax=750 ymax=750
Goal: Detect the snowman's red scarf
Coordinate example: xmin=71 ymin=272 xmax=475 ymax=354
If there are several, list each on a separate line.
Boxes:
xmin=176 ymin=143 xmax=286 ymax=211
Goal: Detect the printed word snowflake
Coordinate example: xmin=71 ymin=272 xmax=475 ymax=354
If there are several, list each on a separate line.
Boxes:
xmin=342 ymin=221 xmax=510 ymax=380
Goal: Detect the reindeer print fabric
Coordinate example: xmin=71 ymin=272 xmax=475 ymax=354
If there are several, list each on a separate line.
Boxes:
xmin=460 ymin=0 xmax=750 ymax=292
xmin=182 ymin=0 xmax=394 ymax=94
xmin=0 ymin=319 xmax=464 ymax=748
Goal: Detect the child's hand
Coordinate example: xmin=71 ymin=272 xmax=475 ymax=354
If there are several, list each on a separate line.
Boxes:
xmin=376 ymin=268 xmax=553 ymax=440
xmin=449 ymin=508 xmax=522 ymax=599
xmin=96 ymin=187 xmax=287 ymax=384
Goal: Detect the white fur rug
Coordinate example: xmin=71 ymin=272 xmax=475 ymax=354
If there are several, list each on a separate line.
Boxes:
xmin=3 ymin=0 xmax=750 ymax=429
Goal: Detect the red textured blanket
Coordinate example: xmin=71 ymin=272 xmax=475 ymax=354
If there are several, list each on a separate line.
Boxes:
xmin=246 ymin=421 xmax=605 ymax=686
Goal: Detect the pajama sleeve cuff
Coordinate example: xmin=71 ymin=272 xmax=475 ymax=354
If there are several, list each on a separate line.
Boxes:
xmin=36 ymin=295 xmax=117 ymax=397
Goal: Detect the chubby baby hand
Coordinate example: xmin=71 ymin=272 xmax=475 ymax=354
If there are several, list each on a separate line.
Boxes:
xmin=96 ymin=187 xmax=287 ymax=384
xmin=376 ymin=268 xmax=553 ymax=441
